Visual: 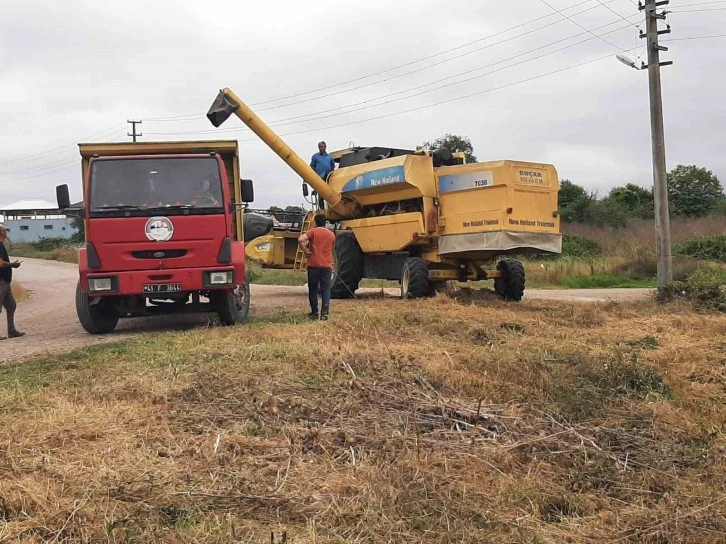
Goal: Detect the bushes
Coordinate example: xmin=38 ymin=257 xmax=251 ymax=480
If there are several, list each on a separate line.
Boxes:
xmin=30 ymin=237 xmax=77 ymax=252
xmin=658 ymin=267 xmax=726 ymax=312
xmin=674 ymin=234 xmax=726 ymax=263
xmin=561 ymin=234 xmax=602 ymax=258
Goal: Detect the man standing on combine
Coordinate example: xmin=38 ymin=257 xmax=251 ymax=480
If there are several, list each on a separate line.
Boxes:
xmin=310 ymin=141 xmax=335 ymax=181
xmin=0 ymin=224 xmax=25 ymax=339
xmin=298 ymin=214 xmax=336 ymax=320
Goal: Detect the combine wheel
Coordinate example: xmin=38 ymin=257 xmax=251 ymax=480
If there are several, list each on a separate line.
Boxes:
xmin=76 ymin=281 xmax=119 ymax=334
xmin=494 ymin=258 xmax=525 ymax=301
xmin=216 ymin=278 xmax=250 ymax=325
xmin=331 ymin=234 xmax=363 ymax=299
xmin=401 ymin=257 xmax=431 ymax=299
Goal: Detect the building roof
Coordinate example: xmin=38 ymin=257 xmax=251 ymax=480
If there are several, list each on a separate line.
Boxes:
xmin=0 ymin=199 xmax=59 ymax=211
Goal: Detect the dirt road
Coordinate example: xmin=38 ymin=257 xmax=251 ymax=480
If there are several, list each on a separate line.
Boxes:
xmin=0 ymin=258 xmax=653 ymax=365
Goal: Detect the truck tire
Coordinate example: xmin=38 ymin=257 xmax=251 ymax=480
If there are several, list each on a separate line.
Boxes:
xmin=330 ymin=233 xmax=363 ymax=299
xmin=494 ymin=258 xmax=525 ymax=301
xmin=401 ymin=257 xmax=431 ymax=299
xmin=76 ymin=281 xmax=119 ymax=334
xmin=216 ymin=281 xmax=250 ymax=325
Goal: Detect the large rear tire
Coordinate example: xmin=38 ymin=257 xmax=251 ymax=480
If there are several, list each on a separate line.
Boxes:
xmin=76 ymin=281 xmax=119 ymax=334
xmin=401 ymin=257 xmax=431 ymax=299
xmin=216 ymin=280 xmax=251 ymax=325
xmin=494 ymin=259 xmax=525 ymax=301
xmin=330 ymin=233 xmax=363 ymax=299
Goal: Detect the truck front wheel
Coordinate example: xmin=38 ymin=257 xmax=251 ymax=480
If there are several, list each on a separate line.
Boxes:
xmin=215 ymin=282 xmax=250 ymax=325
xmin=76 ymin=281 xmax=119 ymax=334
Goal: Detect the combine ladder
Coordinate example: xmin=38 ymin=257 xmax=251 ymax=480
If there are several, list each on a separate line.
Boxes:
xmin=292 ymin=210 xmax=316 ymax=271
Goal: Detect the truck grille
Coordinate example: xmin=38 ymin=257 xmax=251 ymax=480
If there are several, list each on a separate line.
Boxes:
xmin=132 ymin=249 xmax=187 ymax=259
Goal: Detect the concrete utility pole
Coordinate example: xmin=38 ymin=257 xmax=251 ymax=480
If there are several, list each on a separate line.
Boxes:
xmin=127 ymin=119 xmax=142 ymax=142
xmin=640 ymin=0 xmax=673 ymax=287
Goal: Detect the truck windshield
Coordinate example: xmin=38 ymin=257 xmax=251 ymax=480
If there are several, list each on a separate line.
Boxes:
xmin=89 ymin=157 xmax=225 ymax=214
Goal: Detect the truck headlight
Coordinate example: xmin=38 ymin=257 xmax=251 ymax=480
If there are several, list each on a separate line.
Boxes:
xmin=89 ymin=277 xmax=113 ymax=292
xmin=257 ymin=243 xmax=273 ymax=251
xmin=209 ymin=271 xmax=233 ymax=285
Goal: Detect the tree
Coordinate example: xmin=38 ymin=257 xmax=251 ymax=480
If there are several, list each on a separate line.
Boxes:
xmin=667 ymin=164 xmax=724 ymax=217
xmin=557 ymin=179 xmax=627 ymax=227
xmin=605 ymin=183 xmax=654 ymax=219
xmin=70 ymin=215 xmax=85 ymax=243
xmin=422 ymin=133 xmax=477 ymax=163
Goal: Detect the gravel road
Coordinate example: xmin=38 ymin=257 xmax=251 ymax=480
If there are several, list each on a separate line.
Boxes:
xmin=0 ymin=258 xmax=653 ymax=365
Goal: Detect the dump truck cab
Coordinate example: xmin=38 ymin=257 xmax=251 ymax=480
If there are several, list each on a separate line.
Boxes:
xmin=56 ymin=140 xmax=256 ymax=334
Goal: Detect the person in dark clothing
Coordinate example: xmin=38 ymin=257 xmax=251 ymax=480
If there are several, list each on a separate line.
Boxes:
xmin=298 ymin=214 xmax=336 ymax=320
xmin=0 ymin=224 xmax=25 ymax=339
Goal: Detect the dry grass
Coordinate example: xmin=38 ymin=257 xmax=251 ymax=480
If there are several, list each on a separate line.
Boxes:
xmin=0 ymin=295 xmax=724 ymax=543
xmin=11 ymin=282 xmax=30 ymax=303
xmin=565 ymin=215 xmax=726 ymax=259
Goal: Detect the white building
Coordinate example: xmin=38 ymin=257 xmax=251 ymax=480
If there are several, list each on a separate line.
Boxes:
xmin=0 ymin=199 xmax=78 ymax=244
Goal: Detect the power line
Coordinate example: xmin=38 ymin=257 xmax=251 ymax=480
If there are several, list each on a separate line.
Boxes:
xmin=537 ymin=0 xmax=629 ymax=51
xmin=668 ymin=7 xmax=726 ymax=11
xmin=144 ymin=0 xmax=632 ymax=122
xmin=594 ymin=0 xmax=641 ymax=25
xmin=2 ymin=52 xmax=617 ymax=183
xmin=146 ymin=21 xmax=634 ymax=137
xmin=662 ymin=33 xmax=726 ymax=40
xmin=226 ymin=52 xmax=618 ymax=144
xmin=0 ymin=122 xmax=126 ymax=167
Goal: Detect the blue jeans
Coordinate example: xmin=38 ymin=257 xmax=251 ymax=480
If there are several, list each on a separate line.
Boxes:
xmin=307 ymin=267 xmax=332 ymax=315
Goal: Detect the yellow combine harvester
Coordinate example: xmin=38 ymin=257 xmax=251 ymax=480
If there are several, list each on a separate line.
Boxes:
xmin=209 ymin=88 xmax=562 ymax=300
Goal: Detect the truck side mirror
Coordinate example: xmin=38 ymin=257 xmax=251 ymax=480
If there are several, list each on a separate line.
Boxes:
xmin=302 ymin=183 xmax=309 ymax=197
xmin=56 ymin=184 xmax=71 ymax=209
xmin=241 ymin=179 xmax=254 ymax=203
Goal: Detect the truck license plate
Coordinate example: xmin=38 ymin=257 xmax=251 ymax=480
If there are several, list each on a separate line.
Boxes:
xmin=143 ymin=283 xmax=182 ymax=293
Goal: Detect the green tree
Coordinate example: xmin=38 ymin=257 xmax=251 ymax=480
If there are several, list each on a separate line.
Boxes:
xmin=667 ymin=164 xmax=724 ymax=217
xmin=422 ymin=133 xmax=477 ymax=163
xmin=557 ymin=180 xmax=627 ymax=227
xmin=70 ymin=215 xmax=85 ymax=242
xmin=605 ymin=183 xmax=654 ymax=219
xmin=284 ymin=205 xmax=305 ymax=213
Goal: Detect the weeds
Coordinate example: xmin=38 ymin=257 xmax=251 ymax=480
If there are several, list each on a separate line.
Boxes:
xmin=0 ymin=295 xmax=723 ymax=542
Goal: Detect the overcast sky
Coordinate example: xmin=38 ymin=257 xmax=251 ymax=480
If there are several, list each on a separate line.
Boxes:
xmin=1 ymin=0 xmax=724 ymax=209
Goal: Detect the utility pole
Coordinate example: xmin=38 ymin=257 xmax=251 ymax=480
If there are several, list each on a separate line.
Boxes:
xmin=127 ymin=119 xmax=142 ymax=142
xmin=639 ymin=0 xmax=673 ymax=287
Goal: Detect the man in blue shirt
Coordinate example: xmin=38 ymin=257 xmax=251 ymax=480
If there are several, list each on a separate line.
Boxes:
xmin=310 ymin=141 xmax=335 ymax=181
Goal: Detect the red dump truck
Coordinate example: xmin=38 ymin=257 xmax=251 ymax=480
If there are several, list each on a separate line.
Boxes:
xmin=56 ymin=140 xmax=269 ymax=334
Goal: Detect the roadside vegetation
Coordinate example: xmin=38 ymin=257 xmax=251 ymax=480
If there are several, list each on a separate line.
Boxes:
xmin=0 ymin=293 xmax=723 ymax=542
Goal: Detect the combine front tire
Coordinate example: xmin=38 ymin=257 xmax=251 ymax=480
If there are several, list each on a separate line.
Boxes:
xmin=76 ymin=281 xmax=119 ymax=334
xmin=494 ymin=258 xmax=525 ymax=301
xmin=401 ymin=257 xmax=431 ymax=299
xmin=331 ymin=233 xmax=363 ymax=299
xmin=216 ymin=281 xmax=250 ymax=325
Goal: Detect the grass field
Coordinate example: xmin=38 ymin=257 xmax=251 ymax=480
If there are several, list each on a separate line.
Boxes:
xmin=0 ymin=294 xmax=723 ymax=542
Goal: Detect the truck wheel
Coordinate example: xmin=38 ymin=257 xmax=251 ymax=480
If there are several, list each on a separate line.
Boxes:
xmin=75 ymin=281 xmax=119 ymax=334
xmin=216 ymin=281 xmax=250 ymax=325
xmin=401 ymin=257 xmax=431 ymax=299
xmin=331 ymin=233 xmax=363 ymax=299
xmin=494 ymin=259 xmax=525 ymax=301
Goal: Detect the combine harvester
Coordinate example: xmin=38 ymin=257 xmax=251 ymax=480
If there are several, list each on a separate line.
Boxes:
xmin=209 ymin=88 xmax=562 ymax=301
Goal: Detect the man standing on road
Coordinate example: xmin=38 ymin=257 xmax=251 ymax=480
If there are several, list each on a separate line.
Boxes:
xmin=310 ymin=141 xmax=335 ymax=182
xmin=298 ymin=214 xmax=336 ymax=320
xmin=0 ymin=224 xmax=25 ymax=339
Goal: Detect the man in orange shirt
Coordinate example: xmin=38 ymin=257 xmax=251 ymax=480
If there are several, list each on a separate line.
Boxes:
xmin=298 ymin=214 xmax=336 ymax=320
